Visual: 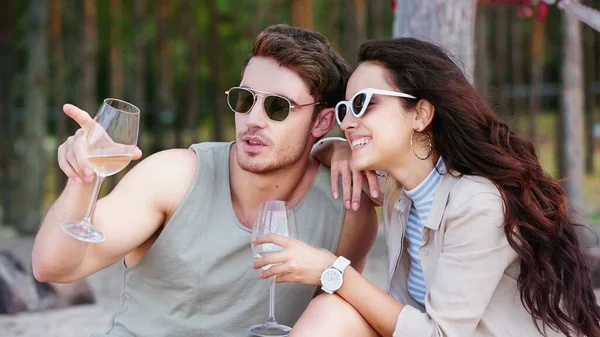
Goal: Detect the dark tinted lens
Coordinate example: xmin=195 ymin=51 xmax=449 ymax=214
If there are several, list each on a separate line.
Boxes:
xmin=228 ymin=88 xmax=254 ymax=113
xmin=336 ymin=104 xmax=347 ymax=123
xmin=352 ymin=93 xmax=367 ymax=116
xmin=264 ymin=96 xmax=290 ymax=121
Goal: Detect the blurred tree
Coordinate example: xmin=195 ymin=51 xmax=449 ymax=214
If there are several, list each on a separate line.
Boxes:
xmin=81 ymin=0 xmax=97 ymax=113
xmin=207 ymin=0 xmax=224 ymax=141
xmin=475 ymin=5 xmax=491 ymax=99
xmin=393 ymin=0 xmax=477 ymax=81
xmin=493 ymin=6 xmax=509 ymax=113
xmin=50 ymin=0 xmax=67 ymax=190
xmin=156 ymin=0 xmax=176 ymax=149
xmin=109 ymin=0 xmax=124 ymax=100
xmin=529 ymin=19 xmax=545 ymax=145
xmin=19 ymin=0 xmax=48 ymax=234
xmin=341 ymin=1 xmax=358 ymax=66
xmin=292 ymin=0 xmax=313 ymax=29
xmin=559 ymin=5 xmax=585 ymax=221
xmin=133 ymin=0 xmax=148 ymax=157
xmin=369 ymin=0 xmax=385 ymax=39
xmin=0 ymin=0 xmax=15 ymax=227
xmin=180 ymin=0 xmax=199 ymax=147
xmin=583 ymin=0 xmax=596 ymax=174
xmin=511 ymin=14 xmax=526 ymax=117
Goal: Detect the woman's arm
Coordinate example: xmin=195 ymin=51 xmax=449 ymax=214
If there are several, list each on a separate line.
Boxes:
xmin=254 ymin=189 xmax=516 ymax=337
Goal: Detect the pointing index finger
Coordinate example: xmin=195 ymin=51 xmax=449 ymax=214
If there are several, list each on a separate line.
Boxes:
xmin=63 ymin=104 xmax=95 ymax=131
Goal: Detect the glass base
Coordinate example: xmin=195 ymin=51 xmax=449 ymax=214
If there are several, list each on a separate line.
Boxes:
xmin=249 ymin=322 xmax=292 ymax=337
xmin=61 ymin=220 xmax=106 ymax=243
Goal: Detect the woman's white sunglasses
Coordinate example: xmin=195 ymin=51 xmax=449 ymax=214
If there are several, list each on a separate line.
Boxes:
xmin=335 ymin=88 xmax=416 ymax=125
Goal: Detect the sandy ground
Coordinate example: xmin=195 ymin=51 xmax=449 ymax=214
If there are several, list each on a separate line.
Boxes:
xmin=0 ymin=233 xmax=390 ymax=337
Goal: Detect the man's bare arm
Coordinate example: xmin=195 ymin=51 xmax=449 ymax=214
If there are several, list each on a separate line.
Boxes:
xmin=32 ymin=149 xmax=197 ymax=283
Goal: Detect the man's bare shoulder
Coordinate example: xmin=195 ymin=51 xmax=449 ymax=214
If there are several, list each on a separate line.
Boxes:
xmin=110 ymin=148 xmax=199 ymax=211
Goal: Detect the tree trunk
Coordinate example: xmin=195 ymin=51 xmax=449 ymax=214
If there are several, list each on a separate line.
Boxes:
xmin=80 ymin=0 xmax=97 ymax=113
xmin=529 ymin=20 xmax=545 ymax=146
xmin=0 ymin=0 xmax=15 ymax=227
xmin=342 ymin=1 xmax=358 ymax=66
xmin=354 ymin=0 xmax=367 ymax=52
xmin=133 ymin=0 xmax=147 ymax=157
xmin=291 ymin=0 xmax=313 ymax=29
xmin=325 ymin=0 xmax=341 ymax=50
xmin=511 ymin=15 xmax=525 ymax=118
xmin=105 ymin=0 xmax=126 ymax=190
xmin=369 ymin=0 xmax=384 ymax=38
xmin=50 ymin=0 xmax=67 ymax=191
xmin=584 ymin=10 xmax=596 ymax=174
xmin=19 ymin=0 xmax=49 ymax=234
xmin=493 ymin=6 xmax=509 ymax=117
xmin=109 ymin=0 xmax=124 ymax=100
xmin=559 ymin=6 xmax=586 ymax=222
xmin=181 ymin=0 xmax=198 ymax=147
xmin=475 ymin=6 xmax=490 ymax=99
xmin=393 ymin=0 xmax=477 ymax=81
xmin=207 ymin=0 xmax=224 ymax=141
xmin=156 ymin=0 xmax=176 ymax=149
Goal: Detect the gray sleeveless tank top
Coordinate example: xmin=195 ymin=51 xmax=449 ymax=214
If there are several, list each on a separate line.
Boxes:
xmin=92 ymin=142 xmax=345 ymax=337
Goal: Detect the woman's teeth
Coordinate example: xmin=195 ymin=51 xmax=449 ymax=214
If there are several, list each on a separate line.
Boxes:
xmin=351 ymin=138 xmax=371 ymax=148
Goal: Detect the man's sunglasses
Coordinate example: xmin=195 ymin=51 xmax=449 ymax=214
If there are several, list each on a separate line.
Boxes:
xmin=225 ymin=87 xmax=325 ymax=122
xmin=335 ymin=88 xmax=417 ymax=125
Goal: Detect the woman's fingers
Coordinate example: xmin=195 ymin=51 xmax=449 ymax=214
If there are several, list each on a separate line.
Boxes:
xmin=350 ymin=169 xmax=363 ymax=211
xmin=253 ymin=251 xmax=287 ymax=270
xmin=364 ymin=170 xmax=380 ymax=199
xmin=330 ymin=163 xmax=340 ymax=200
xmin=252 ymin=233 xmax=292 ymax=247
xmin=340 ymin=164 xmax=352 ymax=209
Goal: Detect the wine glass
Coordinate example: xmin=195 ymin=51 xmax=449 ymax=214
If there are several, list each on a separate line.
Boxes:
xmin=250 ymin=200 xmax=299 ymax=337
xmin=60 ymin=98 xmax=140 ymax=243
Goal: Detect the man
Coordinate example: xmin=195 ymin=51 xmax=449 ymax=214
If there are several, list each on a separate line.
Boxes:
xmin=32 ymin=24 xmax=378 ymax=336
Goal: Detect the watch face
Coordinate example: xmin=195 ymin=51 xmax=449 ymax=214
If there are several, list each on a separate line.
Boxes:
xmin=321 ymin=269 xmax=342 ymax=290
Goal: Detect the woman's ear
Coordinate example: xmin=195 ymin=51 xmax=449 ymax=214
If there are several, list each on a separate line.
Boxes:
xmin=311 ymin=107 xmax=336 ymax=138
xmin=414 ymin=99 xmax=435 ymax=132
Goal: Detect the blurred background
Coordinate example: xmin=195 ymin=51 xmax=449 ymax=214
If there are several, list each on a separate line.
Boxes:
xmin=0 ymin=0 xmax=599 ymax=336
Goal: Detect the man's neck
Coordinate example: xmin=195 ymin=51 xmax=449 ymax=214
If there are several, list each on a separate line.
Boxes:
xmin=229 ymin=143 xmax=320 ymax=228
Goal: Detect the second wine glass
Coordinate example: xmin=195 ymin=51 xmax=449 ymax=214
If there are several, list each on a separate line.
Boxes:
xmin=250 ymin=200 xmax=298 ymax=337
xmin=60 ymin=98 xmax=140 ymax=243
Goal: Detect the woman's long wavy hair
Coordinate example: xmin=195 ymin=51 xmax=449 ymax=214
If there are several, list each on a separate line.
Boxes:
xmin=358 ymin=38 xmax=600 ymax=337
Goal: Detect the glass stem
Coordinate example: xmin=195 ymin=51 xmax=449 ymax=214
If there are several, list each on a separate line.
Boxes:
xmin=82 ymin=175 xmax=105 ymax=223
xmin=267 ymin=276 xmax=277 ymax=324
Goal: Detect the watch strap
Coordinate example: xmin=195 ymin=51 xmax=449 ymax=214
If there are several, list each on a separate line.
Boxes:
xmin=331 ymin=256 xmax=350 ymax=272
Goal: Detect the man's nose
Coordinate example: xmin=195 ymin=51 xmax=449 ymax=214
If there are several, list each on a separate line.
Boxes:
xmin=245 ymin=98 xmax=268 ymax=128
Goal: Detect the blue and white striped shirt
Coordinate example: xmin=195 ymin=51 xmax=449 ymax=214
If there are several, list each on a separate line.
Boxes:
xmin=403 ymin=158 xmax=444 ymax=305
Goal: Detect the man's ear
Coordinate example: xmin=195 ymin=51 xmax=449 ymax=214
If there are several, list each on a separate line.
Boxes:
xmin=311 ymin=107 xmax=336 ymax=138
xmin=413 ymin=99 xmax=435 ymax=132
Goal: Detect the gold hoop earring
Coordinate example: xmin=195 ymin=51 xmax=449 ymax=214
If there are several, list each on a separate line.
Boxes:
xmin=410 ymin=130 xmax=432 ymax=160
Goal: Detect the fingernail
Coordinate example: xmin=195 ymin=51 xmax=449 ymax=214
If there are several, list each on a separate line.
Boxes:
xmin=371 ymin=189 xmax=379 ymax=198
xmin=333 ymin=192 xmax=339 ymax=199
xmin=345 ymin=200 xmax=350 ymax=209
xmin=352 ymin=202 xmax=359 ymax=211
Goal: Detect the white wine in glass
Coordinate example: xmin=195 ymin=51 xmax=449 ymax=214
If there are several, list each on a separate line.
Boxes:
xmin=250 ymin=200 xmax=298 ymax=337
xmin=60 ymin=98 xmax=140 ymax=243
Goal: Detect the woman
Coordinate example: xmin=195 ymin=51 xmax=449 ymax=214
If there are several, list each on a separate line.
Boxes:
xmin=252 ymin=37 xmax=600 ymax=337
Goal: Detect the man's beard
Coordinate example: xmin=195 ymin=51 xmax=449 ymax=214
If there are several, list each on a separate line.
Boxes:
xmin=237 ymin=133 xmax=310 ymax=175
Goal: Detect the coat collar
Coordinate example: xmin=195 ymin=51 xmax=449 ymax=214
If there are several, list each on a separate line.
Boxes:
xmin=393 ymin=170 xmax=459 ymax=231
